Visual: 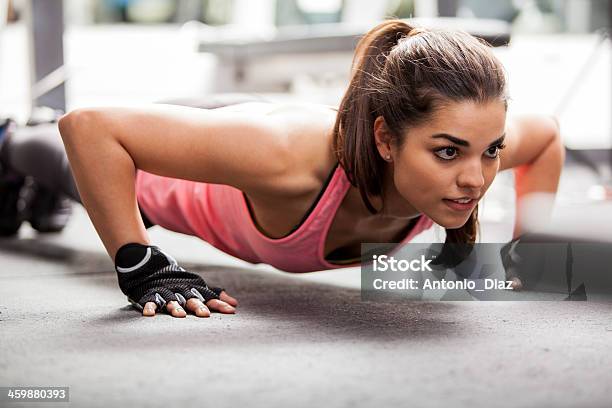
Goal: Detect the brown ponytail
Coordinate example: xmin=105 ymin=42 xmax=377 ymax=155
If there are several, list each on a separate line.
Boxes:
xmin=333 ymin=19 xmax=507 ymax=245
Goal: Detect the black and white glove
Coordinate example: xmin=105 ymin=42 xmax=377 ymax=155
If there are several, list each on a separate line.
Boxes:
xmin=114 ymin=243 xmax=224 ymax=312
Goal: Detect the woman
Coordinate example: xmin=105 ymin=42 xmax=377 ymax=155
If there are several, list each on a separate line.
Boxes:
xmin=0 ymin=20 xmax=564 ymax=318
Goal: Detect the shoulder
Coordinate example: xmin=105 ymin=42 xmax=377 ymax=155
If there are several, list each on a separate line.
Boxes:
xmin=272 ymin=102 xmax=340 ymax=184
xmin=221 ymin=101 xmax=340 ymax=198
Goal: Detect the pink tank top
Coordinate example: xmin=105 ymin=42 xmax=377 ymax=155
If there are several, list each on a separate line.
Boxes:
xmin=135 ymin=164 xmax=434 ymax=273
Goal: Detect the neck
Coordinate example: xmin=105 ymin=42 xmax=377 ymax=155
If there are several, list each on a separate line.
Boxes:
xmin=350 ymin=165 xmax=421 ymax=222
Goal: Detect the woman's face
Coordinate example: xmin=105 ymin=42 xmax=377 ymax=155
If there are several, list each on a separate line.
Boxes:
xmin=386 ymin=100 xmax=507 ymax=229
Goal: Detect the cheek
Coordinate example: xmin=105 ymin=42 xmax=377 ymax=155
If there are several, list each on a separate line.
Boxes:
xmin=482 ymin=162 xmax=499 ymax=190
xmin=393 ymin=153 xmax=450 ymax=202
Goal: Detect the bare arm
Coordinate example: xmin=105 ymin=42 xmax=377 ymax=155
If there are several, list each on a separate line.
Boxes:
xmin=58 ymin=104 xmax=292 ymax=260
xmin=498 ymin=115 xmax=565 ymax=238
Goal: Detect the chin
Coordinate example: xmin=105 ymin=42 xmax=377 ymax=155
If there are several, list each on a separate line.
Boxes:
xmin=438 ymin=220 xmax=468 ymax=229
xmin=431 ymin=213 xmax=472 ymax=230
xmin=448 ymin=220 xmax=470 ymax=229
xmin=428 ymin=201 xmax=478 ymax=229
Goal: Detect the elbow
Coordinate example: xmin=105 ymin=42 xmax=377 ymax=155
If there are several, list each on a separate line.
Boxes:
xmin=525 ymin=115 xmax=566 ymax=175
xmin=57 ymin=111 xmax=73 ymax=136
xmin=58 ymin=109 xmax=103 ymax=144
xmin=58 ymin=110 xmax=80 ymax=141
xmin=548 ymin=114 xmax=561 ymax=141
xmin=544 ymin=115 xmax=562 ymax=147
xmin=526 ymin=115 xmax=565 ymax=168
xmin=546 ymin=115 xmax=565 ymax=165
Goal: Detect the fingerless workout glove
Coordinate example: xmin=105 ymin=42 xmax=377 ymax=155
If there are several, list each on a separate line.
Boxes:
xmin=114 ymin=243 xmax=223 ymax=311
xmin=500 ymin=235 xmax=524 ymax=284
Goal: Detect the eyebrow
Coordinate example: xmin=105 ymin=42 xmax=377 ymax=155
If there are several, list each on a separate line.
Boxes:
xmin=431 ymin=133 xmax=506 ymax=148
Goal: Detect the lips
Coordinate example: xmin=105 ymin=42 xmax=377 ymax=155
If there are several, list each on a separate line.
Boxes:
xmin=443 ymin=198 xmax=477 ymax=211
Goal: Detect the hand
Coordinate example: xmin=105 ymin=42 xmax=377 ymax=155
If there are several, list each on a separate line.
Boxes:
xmin=115 ymin=244 xmax=238 ymax=318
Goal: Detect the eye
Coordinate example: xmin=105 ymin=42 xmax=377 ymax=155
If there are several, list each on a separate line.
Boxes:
xmin=434 ymin=146 xmax=458 ymax=161
xmin=434 ymin=143 xmax=506 ymax=161
xmin=484 ymin=143 xmax=506 ymax=159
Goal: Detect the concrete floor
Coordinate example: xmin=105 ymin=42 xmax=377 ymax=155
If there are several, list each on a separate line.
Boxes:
xmin=1 ymin=197 xmax=612 ymax=408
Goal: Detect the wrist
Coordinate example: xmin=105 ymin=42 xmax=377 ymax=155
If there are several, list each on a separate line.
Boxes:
xmin=514 ymin=192 xmax=557 ymax=237
xmin=115 ymin=242 xmax=152 ymax=269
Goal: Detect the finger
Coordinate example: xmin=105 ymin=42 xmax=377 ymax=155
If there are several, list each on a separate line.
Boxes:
xmin=185 ymin=297 xmax=210 ymax=318
xmin=219 ymin=291 xmax=239 ymax=307
xmin=143 ymin=302 xmax=157 ymax=316
xmin=166 ymin=300 xmax=187 ymax=318
xmin=206 ymin=298 xmax=236 ymax=314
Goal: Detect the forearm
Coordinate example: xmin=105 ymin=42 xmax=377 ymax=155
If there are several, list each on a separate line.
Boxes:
xmin=512 ymin=135 xmax=565 ymax=238
xmin=58 ymin=110 xmax=150 ymax=260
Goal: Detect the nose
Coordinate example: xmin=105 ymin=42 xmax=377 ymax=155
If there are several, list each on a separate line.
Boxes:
xmin=457 ymin=160 xmax=485 ymax=191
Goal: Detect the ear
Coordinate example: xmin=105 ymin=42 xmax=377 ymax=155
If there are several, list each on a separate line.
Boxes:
xmin=373 ymin=116 xmax=394 ymax=161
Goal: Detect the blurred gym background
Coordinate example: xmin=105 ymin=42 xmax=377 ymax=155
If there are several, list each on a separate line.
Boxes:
xmin=0 ymin=0 xmax=611 ymax=243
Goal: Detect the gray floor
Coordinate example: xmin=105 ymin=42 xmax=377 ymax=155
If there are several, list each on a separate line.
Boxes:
xmin=1 ymin=21 xmax=612 ymax=408
xmin=1 ymin=182 xmax=612 ymax=408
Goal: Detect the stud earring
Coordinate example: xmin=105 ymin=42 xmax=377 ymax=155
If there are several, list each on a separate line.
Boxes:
xmin=385 ymin=155 xmax=391 ymax=161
